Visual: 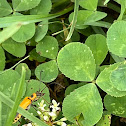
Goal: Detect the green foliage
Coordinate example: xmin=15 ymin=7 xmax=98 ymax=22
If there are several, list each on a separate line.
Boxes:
xmin=66 ymin=0 xmax=79 ymax=41
xmin=2 ymin=38 xmax=26 ymax=57
xmin=118 ymin=0 xmax=126 ymax=20
xmin=25 ymin=80 xmax=50 ymax=102
xmin=0 ymin=0 xmax=12 ymax=17
xmin=107 ymin=21 xmax=126 ymax=57
xmin=0 ymin=69 xmax=25 ymax=126
xmin=15 ymin=63 xmax=31 ymax=80
xmin=104 ymin=95 xmax=126 ymax=117
xmin=12 ymin=0 xmax=41 ymax=11
xmin=5 ymin=66 xmax=26 ymax=126
xmin=71 ymin=30 xmax=80 ymax=42
xmin=35 ymin=20 xmax=48 ymax=42
xmin=35 ymin=60 xmax=58 ymax=82
xmin=29 ymin=48 xmax=46 ymax=62
xmin=69 ymin=10 xmax=107 ymax=29
xmin=0 ymin=22 xmax=22 ymax=44
xmin=110 ymin=64 xmax=126 ymax=91
xmin=96 ymin=111 xmax=111 ymax=126
xmin=30 ymin=0 xmax=52 ymax=15
xmin=57 ymin=42 xmax=96 ymax=81
xmin=36 ymin=36 xmax=59 ymax=59
xmin=1 ymin=0 xmax=126 ymax=125
xmin=96 ymin=62 xmax=126 ymax=97
xmin=12 ymin=22 xmax=35 ymax=42
xmin=63 ymin=83 xmax=103 ymax=126
xmin=0 ymin=47 xmax=5 ymax=71
xmin=79 ymin=0 xmax=98 ymax=11
xmin=85 ymin=34 xmax=108 ymax=65
xmin=0 ymin=91 xmax=48 ymax=126
xmin=25 ymin=79 xmax=50 ymax=116
xmin=0 ymin=6 xmax=74 ymax=28
xmin=65 ymin=82 xmax=87 ymax=96
xmin=0 ymin=70 xmax=21 ymax=96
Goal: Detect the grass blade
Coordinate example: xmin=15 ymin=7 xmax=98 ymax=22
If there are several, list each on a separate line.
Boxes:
xmin=0 ymin=5 xmax=74 ymax=28
xmin=66 ymin=0 xmax=79 ymax=41
xmin=0 ymin=22 xmax=22 ymax=44
xmin=0 ymin=91 xmax=48 ymax=126
xmin=0 ymin=101 xmax=2 ymax=126
xmin=5 ymin=66 xmax=26 ymax=126
xmin=0 ymin=55 xmax=30 ymax=75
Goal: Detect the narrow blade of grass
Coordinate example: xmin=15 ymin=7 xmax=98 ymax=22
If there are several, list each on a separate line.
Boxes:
xmin=0 ymin=55 xmax=30 ymax=75
xmin=66 ymin=0 xmax=79 ymax=41
xmin=0 ymin=5 xmax=74 ymax=28
xmin=52 ymin=27 xmax=70 ymax=36
xmin=117 ymin=0 xmax=125 ymax=21
xmin=5 ymin=66 xmax=26 ymax=126
xmin=0 ymin=91 xmax=48 ymax=126
xmin=0 ymin=22 xmax=22 ymax=44
xmin=0 ymin=101 xmax=2 ymax=126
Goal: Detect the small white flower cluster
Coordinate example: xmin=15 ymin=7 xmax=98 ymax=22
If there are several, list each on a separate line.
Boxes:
xmin=22 ymin=99 xmax=67 ymax=126
xmin=23 ymin=100 xmax=68 ymax=126
xmin=22 ymin=123 xmax=33 ymax=126
xmin=36 ymin=99 xmax=67 ymax=126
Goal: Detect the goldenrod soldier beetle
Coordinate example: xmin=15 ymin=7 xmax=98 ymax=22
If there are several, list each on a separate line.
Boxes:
xmin=13 ymin=71 xmax=65 ymax=124
xmin=13 ymin=71 xmax=47 ymax=124
xmin=13 ymin=90 xmax=46 ymax=123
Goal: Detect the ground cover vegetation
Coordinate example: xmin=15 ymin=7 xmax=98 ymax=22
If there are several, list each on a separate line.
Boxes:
xmin=0 ymin=0 xmax=126 ymax=126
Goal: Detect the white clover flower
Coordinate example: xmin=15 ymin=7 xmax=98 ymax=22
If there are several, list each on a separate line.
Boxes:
xmin=37 ymin=111 xmax=41 ymax=115
xmin=38 ymin=100 xmax=44 ymax=107
xmin=32 ymin=123 xmax=39 ymax=126
xmin=43 ymin=115 xmax=49 ymax=121
xmin=52 ymin=99 xmax=60 ymax=107
xmin=57 ymin=121 xmax=67 ymax=126
xmin=60 ymin=117 xmax=67 ymax=121
xmin=49 ymin=111 xmax=56 ymax=117
xmin=50 ymin=99 xmax=60 ymax=111
xmin=61 ymin=122 xmax=67 ymax=126
xmin=22 ymin=123 xmax=32 ymax=126
xmin=43 ymin=110 xmax=50 ymax=116
xmin=49 ymin=111 xmax=57 ymax=120
xmin=39 ymin=104 xmax=46 ymax=111
xmin=34 ymin=123 xmax=38 ymax=126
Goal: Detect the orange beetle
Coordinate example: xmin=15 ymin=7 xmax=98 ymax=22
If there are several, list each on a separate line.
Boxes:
xmin=13 ymin=91 xmax=45 ymax=123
